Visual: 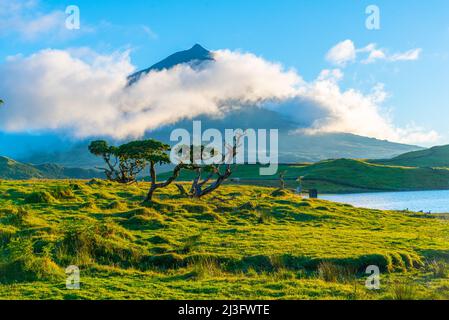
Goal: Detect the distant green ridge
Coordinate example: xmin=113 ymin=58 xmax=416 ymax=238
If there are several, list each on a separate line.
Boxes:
xmin=0 ymin=156 xmax=103 ymax=180
xmin=372 ymin=144 xmax=449 ymax=168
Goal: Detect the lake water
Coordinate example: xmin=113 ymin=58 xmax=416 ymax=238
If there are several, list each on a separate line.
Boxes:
xmin=321 ymin=190 xmax=449 ymax=213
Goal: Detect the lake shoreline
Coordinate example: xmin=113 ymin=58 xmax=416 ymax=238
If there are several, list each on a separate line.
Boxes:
xmin=321 ymin=189 xmax=449 ymax=213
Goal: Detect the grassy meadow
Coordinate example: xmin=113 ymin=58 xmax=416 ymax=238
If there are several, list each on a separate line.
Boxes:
xmin=0 ymin=179 xmax=448 ymax=300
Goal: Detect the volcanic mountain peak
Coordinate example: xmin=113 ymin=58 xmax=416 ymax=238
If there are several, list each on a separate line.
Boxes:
xmin=127 ymin=44 xmax=214 ymax=84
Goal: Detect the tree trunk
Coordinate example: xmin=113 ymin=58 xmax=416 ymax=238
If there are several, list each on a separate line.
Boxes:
xmin=175 ymin=184 xmax=188 ymax=195
xmin=143 ymin=163 xmax=183 ymax=203
xmin=145 ymin=185 xmax=157 ymax=202
xmin=192 ymin=165 xmax=232 ymax=198
xmin=144 ymin=161 xmax=157 ymax=202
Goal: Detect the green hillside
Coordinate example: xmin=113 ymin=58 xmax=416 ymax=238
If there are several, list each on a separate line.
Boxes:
xmin=0 ymin=180 xmax=448 ymax=300
xmin=372 ymin=145 xmax=449 ymax=168
xmin=0 ymin=156 xmax=44 ymax=179
xmin=0 ymin=156 xmax=104 ymax=180
xmin=161 ymin=159 xmax=449 ymax=193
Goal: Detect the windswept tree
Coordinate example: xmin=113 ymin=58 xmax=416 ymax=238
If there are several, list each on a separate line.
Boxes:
xmin=88 ymin=140 xmax=120 ymax=181
xmin=126 ymin=140 xmax=183 ymax=202
xmin=174 ymin=134 xmax=243 ymax=199
xmin=279 ymin=170 xmax=287 ymax=190
xmin=88 ymin=140 xmax=146 ymax=183
xmin=88 ymin=139 xmax=183 ymax=201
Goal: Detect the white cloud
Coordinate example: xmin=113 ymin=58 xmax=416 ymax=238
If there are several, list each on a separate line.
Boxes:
xmin=325 ymin=40 xmax=356 ymax=66
xmin=19 ymin=11 xmax=66 ymax=40
xmin=0 ymin=49 xmax=134 ymax=136
xmin=361 ymin=45 xmax=387 ymax=64
xmin=362 ymin=45 xmax=422 ymax=64
xmin=294 ymin=75 xmax=438 ymax=144
xmin=389 ymin=48 xmax=422 ymax=62
xmin=0 ymin=0 xmax=88 ymax=41
xmin=0 ymin=47 xmax=438 ymax=145
xmin=141 ymin=25 xmax=158 ymax=40
xmin=326 ymin=40 xmax=422 ymax=66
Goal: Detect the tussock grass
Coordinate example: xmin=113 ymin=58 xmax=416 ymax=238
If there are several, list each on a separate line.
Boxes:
xmin=54 ymin=221 xmax=141 ymax=267
xmin=189 ymin=256 xmax=223 ymax=279
xmin=51 ymin=186 xmax=76 ymax=200
xmin=0 ymin=239 xmax=64 ymax=283
xmin=390 ymin=280 xmax=419 ymax=300
xmin=427 ymin=260 xmax=449 ymax=278
xmin=105 ymin=200 xmax=127 ymax=210
xmin=317 ymin=261 xmax=355 ymax=283
xmin=24 ymin=191 xmax=55 ymax=204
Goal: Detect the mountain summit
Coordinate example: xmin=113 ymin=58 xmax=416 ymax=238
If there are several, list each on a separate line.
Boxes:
xmin=127 ymin=44 xmax=214 ymax=84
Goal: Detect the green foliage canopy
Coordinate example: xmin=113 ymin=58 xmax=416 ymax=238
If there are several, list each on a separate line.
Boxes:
xmin=117 ymin=139 xmax=171 ymax=165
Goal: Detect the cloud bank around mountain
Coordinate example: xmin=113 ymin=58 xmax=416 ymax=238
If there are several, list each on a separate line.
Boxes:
xmin=0 ymin=46 xmax=438 ymax=145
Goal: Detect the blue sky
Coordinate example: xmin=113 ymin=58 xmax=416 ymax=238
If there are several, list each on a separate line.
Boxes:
xmin=1 ymin=0 xmax=449 ymax=146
